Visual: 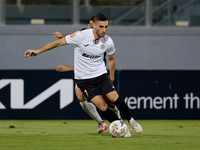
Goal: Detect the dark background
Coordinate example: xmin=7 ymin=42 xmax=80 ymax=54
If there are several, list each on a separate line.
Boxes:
xmin=0 ymin=70 xmax=199 ymax=119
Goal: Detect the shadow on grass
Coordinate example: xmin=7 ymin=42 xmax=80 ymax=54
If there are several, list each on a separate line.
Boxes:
xmin=86 ymin=132 xmax=111 ymax=137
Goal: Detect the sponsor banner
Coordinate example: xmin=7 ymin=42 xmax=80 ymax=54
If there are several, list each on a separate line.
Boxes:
xmin=119 ymin=70 xmax=200 ymax=119
xmin=0 ymin=70 xmax=199 ymax=119
xmin=0 ymin=70 xmax=89 ymax=119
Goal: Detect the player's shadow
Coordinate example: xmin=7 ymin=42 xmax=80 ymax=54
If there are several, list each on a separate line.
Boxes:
xmin=87 ymin=132 xmax=111 ymax=137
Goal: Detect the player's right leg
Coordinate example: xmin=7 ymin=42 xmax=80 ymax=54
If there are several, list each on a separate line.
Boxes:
xmin=75 ymin=77 xmax=121 ymax=133
xmin=75 ymin=86 xmax=108 ymax=133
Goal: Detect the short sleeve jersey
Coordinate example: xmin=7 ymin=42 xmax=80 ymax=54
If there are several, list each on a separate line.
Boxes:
xmin=65 ymin=29 xmax=115 ymax=80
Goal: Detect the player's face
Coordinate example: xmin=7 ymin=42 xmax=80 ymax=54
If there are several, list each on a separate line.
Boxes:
xmin=94 ymin=21 xmax=108 ymax=38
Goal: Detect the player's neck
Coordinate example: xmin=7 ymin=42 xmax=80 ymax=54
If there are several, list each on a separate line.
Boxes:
xmin=93 ymin=29 xmax=100 ymax=42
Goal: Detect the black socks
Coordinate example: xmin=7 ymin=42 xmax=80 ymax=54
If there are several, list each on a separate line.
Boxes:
xmin=113 ymin=96 xmax=132 ymax=120
xmin=100 ymin=108 xmax=119 ymax=123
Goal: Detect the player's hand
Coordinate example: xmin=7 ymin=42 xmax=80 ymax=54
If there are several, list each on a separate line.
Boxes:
xmin=56 ymin=65 xmax=72 ymax=72
xmin=24 ymin=50 xmax=38 ymax=58
xmin=52 ymin=31 xmax=63 ymax=38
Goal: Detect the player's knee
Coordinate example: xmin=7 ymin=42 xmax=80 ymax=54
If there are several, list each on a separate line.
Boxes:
xmin=107 ymin=102 xmax=115 ymax=108
xmin=108 ymin=96 xmax=118 ymax=103
xmin=76 ymin=92 xmax=86 ymax=102
xmin=106 ymin=91 xmax=119 ymax=103
xmin=104 ymin=97 xmax=115 ymax=108
xmin=77 ymin=95 xmax=86 ymax=102
xmin=98 ymin=104 xmax=108 ymax=112
xmin=75 ymin=87 xmax=86 ymax=102
xmin=99 ymin=106 xmax=108 ymax=112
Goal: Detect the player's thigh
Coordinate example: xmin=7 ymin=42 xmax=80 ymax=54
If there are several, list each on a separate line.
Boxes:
xmin=90 ymin=95 xmax=108 ymax=111
xmin=75 ymin=87 xmax=86 ymax=102
xmin=106 ymin=91 xmax=119 ymax=103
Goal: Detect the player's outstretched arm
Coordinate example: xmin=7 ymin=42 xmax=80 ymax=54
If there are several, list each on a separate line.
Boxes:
xmin=24 ymin=38 xmax=67 ymax=58
xmin=56 ymin=65 xmax=74 ymax=72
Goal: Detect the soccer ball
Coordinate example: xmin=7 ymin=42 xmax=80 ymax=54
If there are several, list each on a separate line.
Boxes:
xmin=109 ymin=120 xmax=128 ymax=138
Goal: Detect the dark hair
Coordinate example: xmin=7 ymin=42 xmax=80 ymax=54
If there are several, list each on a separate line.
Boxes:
xmin=89 ymin=16 xmax=95 ymax=22
xmin=93 ymin=13 xmax=108 ymax=22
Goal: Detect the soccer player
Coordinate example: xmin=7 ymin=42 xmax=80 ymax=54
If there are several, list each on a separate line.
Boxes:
xmin=53 ymin=16 xmax=122 ymax=135
xmin=24 ymin=13 xmax=143 ymax=134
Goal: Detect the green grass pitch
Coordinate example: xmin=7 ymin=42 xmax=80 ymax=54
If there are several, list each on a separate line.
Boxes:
xmin=0 ymin=120 xmax=200 ymax=150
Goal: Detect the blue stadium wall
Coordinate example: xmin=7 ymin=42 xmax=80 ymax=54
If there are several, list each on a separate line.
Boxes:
xmin=0 ymin=70 xmax=199 ymax=120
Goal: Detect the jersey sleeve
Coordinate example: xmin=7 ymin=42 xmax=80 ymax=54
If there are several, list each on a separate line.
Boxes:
xmin=106 ymin=37 xmax=116 ymax=56
xmin=65 ymin=31 xmax=81 ymax=45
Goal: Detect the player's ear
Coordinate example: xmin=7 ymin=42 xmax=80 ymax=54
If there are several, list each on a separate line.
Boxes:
xmin=91 ymin=22 xmax=95 ymax=29
xmin=93 ymin=22 xmax=96 ymax=28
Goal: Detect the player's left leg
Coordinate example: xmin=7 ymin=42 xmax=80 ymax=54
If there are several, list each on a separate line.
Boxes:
xmin=104 ymin=96 xmax=121 ymax=120
xmin=106 ymin=91 xmax=143 ymax=134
